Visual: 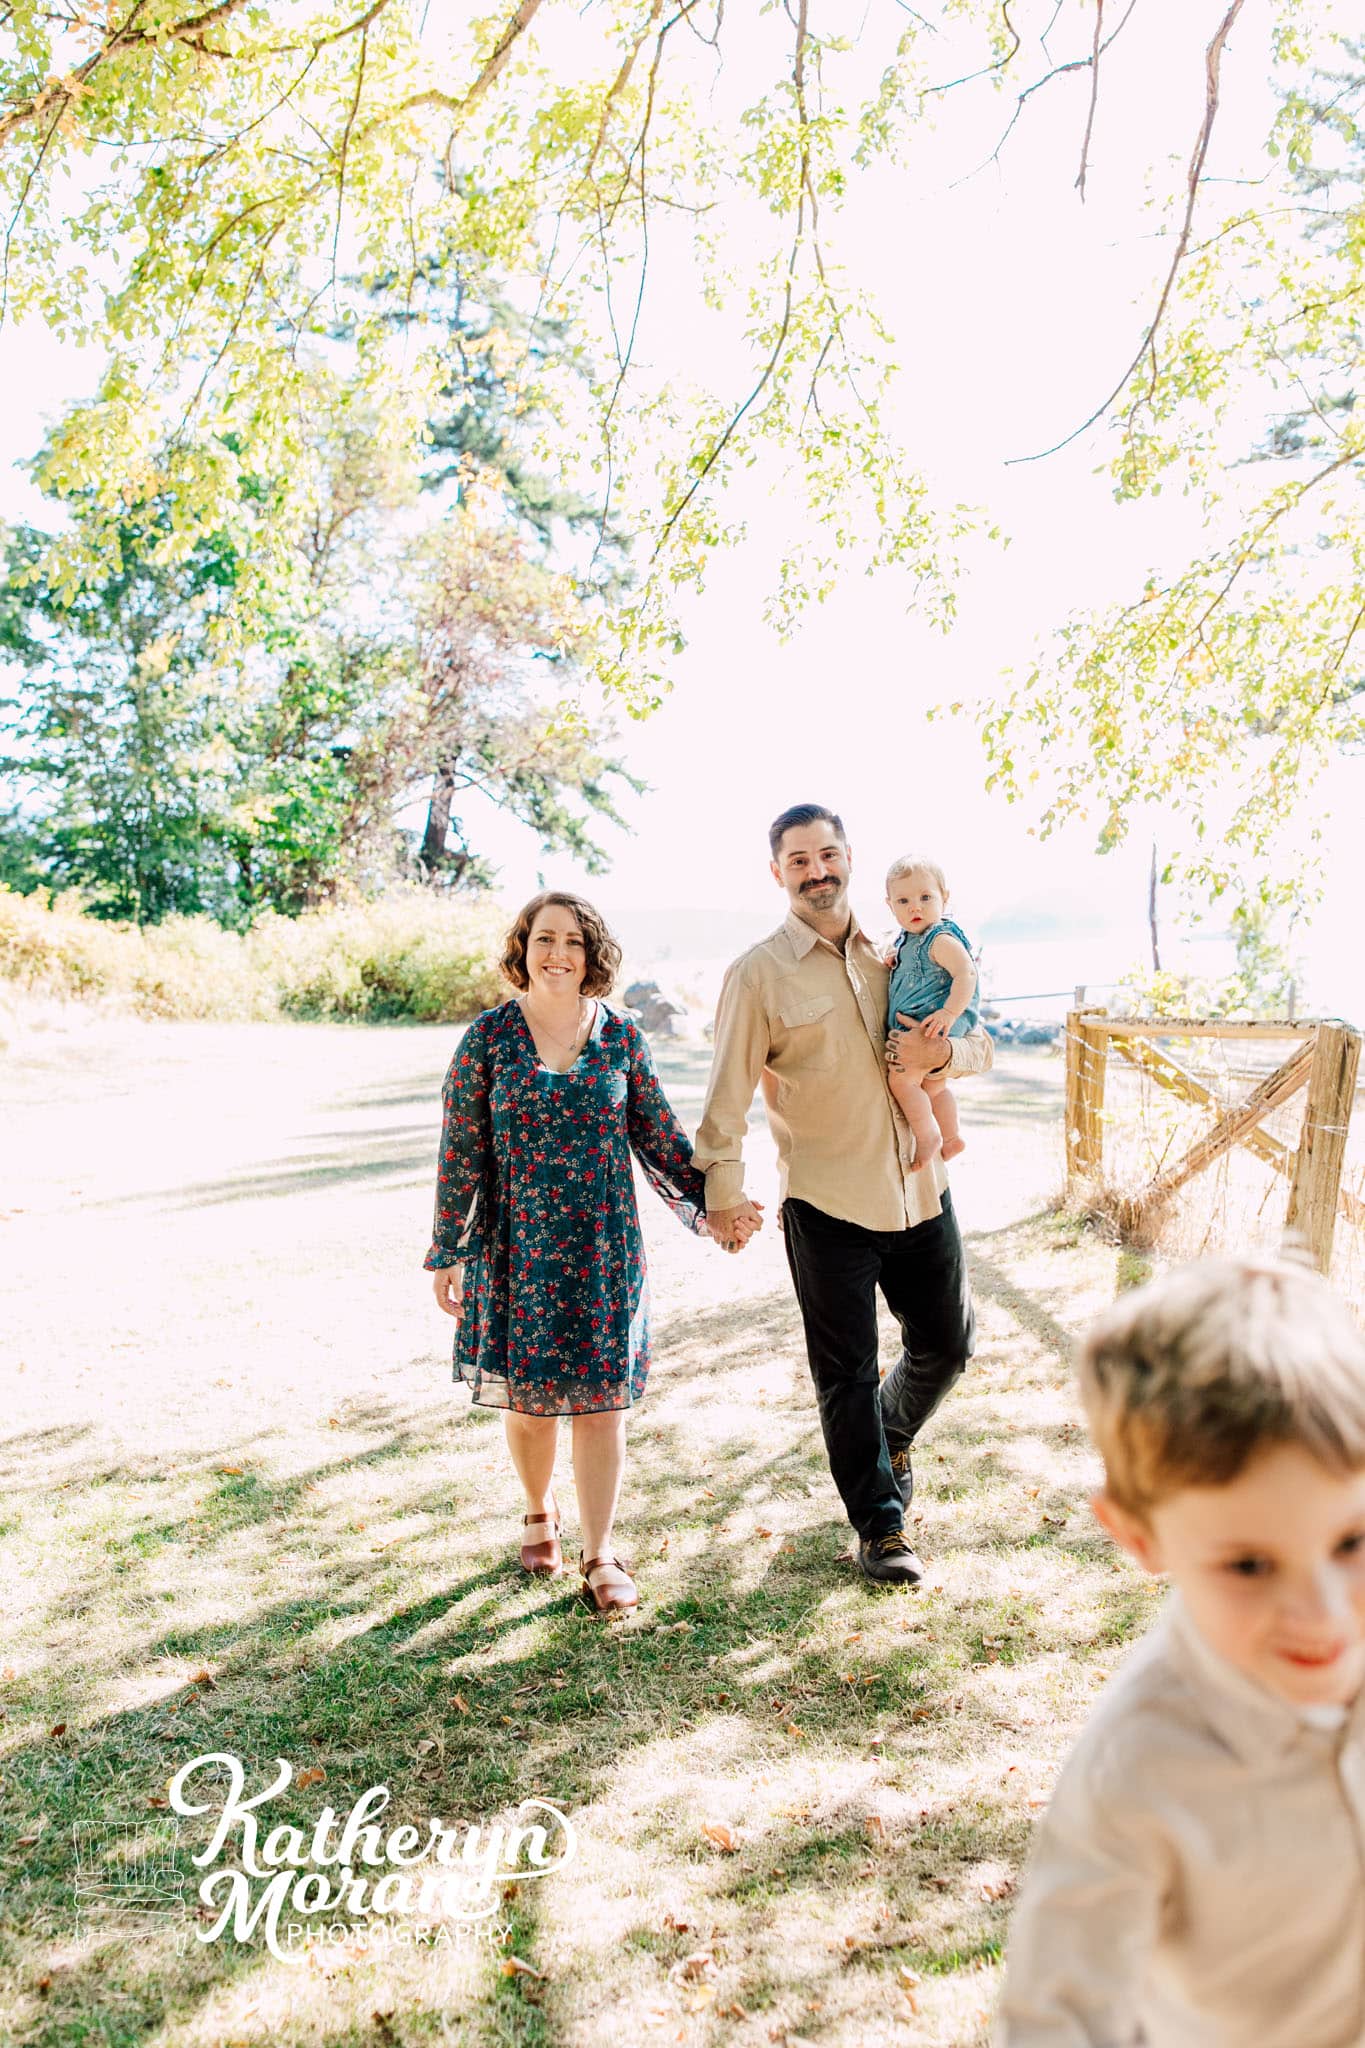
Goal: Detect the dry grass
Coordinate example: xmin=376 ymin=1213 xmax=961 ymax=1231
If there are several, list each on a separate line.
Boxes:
xmin=0 ymin=1020 xmax=1151 ymax=2048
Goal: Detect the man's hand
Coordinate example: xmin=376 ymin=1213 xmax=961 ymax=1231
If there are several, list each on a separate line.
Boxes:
xmin=432 ymin=1266 xmax=465 ymax=1319
xmin=707 ymin=1198 xmax=765 ymax=1253
xmin=887 ymin=1015 xmax=953 ymax=1075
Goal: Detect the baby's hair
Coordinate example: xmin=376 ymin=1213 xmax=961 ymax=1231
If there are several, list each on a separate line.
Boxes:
xmin=886 ymin=855 xmax=948 ymax=894
xmin=1078 ymin=1254 xmax=1365 ymax=1517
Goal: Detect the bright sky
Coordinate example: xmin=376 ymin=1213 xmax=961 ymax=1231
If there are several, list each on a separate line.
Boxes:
xmin=3 ymin=1 xmax=1362 ymax=1018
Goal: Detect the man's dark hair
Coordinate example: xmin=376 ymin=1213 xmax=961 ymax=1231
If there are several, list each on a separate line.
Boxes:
xmin=768 ymin=803 xmax=846 ymax=859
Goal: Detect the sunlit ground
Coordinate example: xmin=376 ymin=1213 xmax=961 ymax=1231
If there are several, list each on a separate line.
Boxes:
xmin=3 ymin=1012 xmax=1159 ymax=2045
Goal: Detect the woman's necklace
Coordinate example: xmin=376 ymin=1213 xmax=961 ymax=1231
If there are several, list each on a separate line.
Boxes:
xmin=521 ymin=993 xmax=592 ymax=1057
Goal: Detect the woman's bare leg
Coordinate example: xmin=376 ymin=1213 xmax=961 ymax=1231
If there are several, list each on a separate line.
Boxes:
xmin=924 ymin=1073 xmax=965 ymax=1161
xmin=572 ymin=1410 xmax=631 ymax=1594
xmin=888 ymin=1064 xmax=942 ymax=1170
xmin=503 ymin=1411 xmax=558 ymax=1517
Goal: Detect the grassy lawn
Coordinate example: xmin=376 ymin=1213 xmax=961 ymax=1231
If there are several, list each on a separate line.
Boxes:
xmin=0 ymin=1018 xmax=1152 ymax=2046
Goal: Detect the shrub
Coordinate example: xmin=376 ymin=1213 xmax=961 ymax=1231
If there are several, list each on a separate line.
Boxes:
xmin=0 ymin=887 xmax=506 ymax=1024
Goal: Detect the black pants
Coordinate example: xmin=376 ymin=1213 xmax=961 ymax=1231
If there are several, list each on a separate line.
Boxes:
xmin=781 ymin=1192 xmax=975 ymax=1540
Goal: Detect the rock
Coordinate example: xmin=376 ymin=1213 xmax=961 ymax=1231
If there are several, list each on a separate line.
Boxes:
xmin=622 ymin=980 xmax=685 ymax=1036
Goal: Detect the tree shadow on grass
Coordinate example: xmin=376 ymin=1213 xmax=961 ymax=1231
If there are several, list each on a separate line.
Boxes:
xmin=1 ymin=1250 xmax=1140 ymax=2048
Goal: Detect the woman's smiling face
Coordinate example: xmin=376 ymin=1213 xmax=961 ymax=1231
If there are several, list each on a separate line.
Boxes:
xmin=525 ymin=905 xmax=588 ymax=996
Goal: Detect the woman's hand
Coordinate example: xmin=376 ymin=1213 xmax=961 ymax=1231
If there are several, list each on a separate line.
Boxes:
xmin=432 ymin=1266 xmax=465 ymax=1319
xmin=707 ymin=1199 xmax=765 ymax=1252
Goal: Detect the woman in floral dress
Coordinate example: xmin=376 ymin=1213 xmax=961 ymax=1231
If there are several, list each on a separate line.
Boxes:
xmin=426 ymin=891 xmax=745 ymax=1613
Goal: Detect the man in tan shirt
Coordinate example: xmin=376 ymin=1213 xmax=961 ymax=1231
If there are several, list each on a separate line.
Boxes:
xmin=692 ymin=803 xmax=993 ymax=1584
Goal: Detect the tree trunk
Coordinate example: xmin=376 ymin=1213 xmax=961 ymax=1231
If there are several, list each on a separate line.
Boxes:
xmin=1148 ymin=841 xmax=1161 ymax=972
xmin=421 ymin=763 xmax=456 ymax=871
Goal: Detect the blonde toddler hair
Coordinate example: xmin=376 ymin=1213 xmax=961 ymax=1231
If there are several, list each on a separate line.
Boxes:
xmin=886 ymin=855 xmax=948 ymax=893
xmin=1078 ymin=1254 xmax=1365 ymax=1517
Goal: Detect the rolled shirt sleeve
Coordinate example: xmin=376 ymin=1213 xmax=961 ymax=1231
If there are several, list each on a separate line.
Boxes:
xmin=944 ymin=1022 xmax=994 ymax=1078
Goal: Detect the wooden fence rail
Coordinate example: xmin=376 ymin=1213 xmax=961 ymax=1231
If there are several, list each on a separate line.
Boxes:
xmin=1064 ymin=1009 xmax=1363 ymax=1272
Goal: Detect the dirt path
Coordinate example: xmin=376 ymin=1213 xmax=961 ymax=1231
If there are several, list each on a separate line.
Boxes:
xmin=3 ymin=1012 xmax=1127 ymax=2048
xmin=1 ymin=1014 xmax=1063 ymax=1452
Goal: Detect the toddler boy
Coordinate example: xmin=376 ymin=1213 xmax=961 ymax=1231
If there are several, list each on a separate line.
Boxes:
xmin=996 ymin=1254 xmax=1365 ymax=2047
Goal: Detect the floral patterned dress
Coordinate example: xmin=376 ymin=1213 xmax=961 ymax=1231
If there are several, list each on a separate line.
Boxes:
xmin=424 ymin=1000 xmax=708 ymax=1415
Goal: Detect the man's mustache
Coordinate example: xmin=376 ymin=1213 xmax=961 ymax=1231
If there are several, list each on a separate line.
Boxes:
xmin=801 ymin=877 xmax=839 ymax=891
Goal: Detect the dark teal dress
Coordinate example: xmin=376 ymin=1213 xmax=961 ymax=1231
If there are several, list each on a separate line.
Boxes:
xmin=424 ymin=1001 xmax=708 ymax=1415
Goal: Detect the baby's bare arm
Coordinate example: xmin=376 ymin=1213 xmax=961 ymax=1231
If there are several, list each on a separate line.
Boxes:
xmin=920 ymin=932 xmax=977 ymax=1039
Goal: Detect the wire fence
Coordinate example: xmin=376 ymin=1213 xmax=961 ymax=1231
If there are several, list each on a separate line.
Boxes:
xmin=1061 ymin=1015 xmax=1365 ymax=1313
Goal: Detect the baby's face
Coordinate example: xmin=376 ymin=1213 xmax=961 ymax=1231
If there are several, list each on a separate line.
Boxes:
xmin=1124 ymin=1444 xmax=1365 ymax=1708
xmin=887 ymin=869 xmax=946 ymax=934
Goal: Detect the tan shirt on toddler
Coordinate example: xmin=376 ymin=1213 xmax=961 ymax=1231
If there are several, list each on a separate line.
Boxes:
xmin=996 ymin=1592 xmax=1365 ymax=2047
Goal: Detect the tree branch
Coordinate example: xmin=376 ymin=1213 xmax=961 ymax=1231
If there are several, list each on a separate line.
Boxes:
xmin=953 ymin=0 xmax=1138 ymax=186
xmin=650 ymin=0 xmax=810 ymax=562
xmin=1075 ymin=0 xmax=1104 ymax=200
xmin=1010 ymin=0 xmax=1246 ymax=464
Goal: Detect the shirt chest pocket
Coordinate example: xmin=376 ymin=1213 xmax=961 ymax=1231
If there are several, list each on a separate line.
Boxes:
xmin=776 ymin=991 xmax=841 ymax=1071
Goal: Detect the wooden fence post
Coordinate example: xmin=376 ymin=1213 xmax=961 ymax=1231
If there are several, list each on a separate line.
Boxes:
xmin=1065 ymin=1008 xmax=1107 ymax=1183
xmin=1286 ymin=1023 xmax=1362 ymax=1272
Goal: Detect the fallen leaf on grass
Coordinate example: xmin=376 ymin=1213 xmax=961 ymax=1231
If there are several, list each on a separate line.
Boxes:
xmin=295 ymin=1768 xmax=326 ymax=1790
xmin=756 ymin=1526 xmax=773 ymax=1539
xmin=662 ymin=1913 xmax=694 ymax=1935
xmin=16 ymin=1830 xmax=42 ymax=1847
xmin=500 ymin=1956 xmax=544 ymax=1979
xmin=415 ymin=1739 xmax=437 ymax=1756
xmin=190 ymin=1669 xmax=216 ymax=1689
xmin=974 ymin=1861 xmax=1016 ymax=1903
xmin=218 ymin=1465 xmax=244 ymax=1477
xmin=35 ymin=1976 xmax=51 ymax=1995
xmin=47 ymin=1723 xmax=66 ymax=1738
xmin=701 ymin=1822 xmax=739 ymax=1853
xmin=864 ymin=1815 xmax=887 ymax=1844
xmin=669 ymin=1952 xmax=716 ymax=1983
xmin=453 ymin=1693 xmax=471 ymax=1714
xmin=146 ymin=1796 xmax=169 ymax=1810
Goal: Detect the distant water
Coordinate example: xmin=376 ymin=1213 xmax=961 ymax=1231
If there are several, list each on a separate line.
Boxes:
xmin=626 ymin=922 xmax=1363 ymax=1029
xmin=628 ymin=930 xmax=1240 ymax=1027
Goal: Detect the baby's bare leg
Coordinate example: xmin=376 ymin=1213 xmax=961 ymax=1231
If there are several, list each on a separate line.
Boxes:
xmin=923 ymin=1072 xmax=964 ymax=1161
xmin=888 ymin=1065 xmax=942 ymax=1170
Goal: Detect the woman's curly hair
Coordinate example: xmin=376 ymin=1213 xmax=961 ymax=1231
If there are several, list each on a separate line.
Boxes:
xmin=499 ymin=891 xmax=622 ymax=999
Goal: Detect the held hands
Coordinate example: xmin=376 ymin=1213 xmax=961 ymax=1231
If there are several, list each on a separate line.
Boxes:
xmin=432 ymin=1266 xmax=465 ymax=1320
xmin=920 ymin=1008 xmax=954 ymax=1042
xmin=706 ymin=1197 xmax=766 ymax=1255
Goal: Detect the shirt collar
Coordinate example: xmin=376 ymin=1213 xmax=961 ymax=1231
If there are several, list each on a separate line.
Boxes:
xmin=1163 ymin=1591 xmax=1365 ymax=1762
xmin=783 ymin=907 xmax=876 ymax=959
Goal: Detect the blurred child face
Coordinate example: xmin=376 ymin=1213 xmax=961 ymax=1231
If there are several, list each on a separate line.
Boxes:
xmin=1096 ymin=1445 xmax=1365 ymax=1708
xmin=887 ymin=868 xmax=946 ymax=934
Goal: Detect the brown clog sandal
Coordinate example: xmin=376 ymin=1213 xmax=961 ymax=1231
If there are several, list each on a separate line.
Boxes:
xmin=579 ymin=1551 xmax=637 ymax=1616
xmin=519 ymin=1499 xmax=563 ymax=1577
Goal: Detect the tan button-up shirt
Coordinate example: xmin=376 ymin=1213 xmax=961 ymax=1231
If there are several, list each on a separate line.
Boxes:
xmin=996 ymin=1594 xmax=1365 ymax=2047
xmin=692 ymin=909 xmax=993 ymax=1232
